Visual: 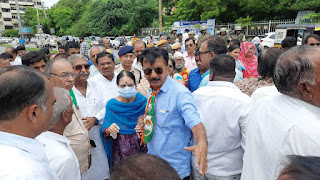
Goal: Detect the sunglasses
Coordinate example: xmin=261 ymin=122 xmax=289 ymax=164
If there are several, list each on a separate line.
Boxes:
xmin=143 ymin=67 xmax=163 ymax=75
xmin=74 ymin=64 xmax=90 ymax=71
xmin=310 ymin=43 xmax=320 ymax=47
xmin=169 ymin=65 xmax=173 ymax=68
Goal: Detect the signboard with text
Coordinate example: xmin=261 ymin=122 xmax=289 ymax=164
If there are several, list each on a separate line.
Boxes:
xmin=19 ymin=27 xmax=33 ymax=35
xmin=173 ymin=19 xmax=216 ymax=35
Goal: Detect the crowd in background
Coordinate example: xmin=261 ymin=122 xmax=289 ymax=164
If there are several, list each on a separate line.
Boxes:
xmin=1 ymin=29 xmax=320 ymax=180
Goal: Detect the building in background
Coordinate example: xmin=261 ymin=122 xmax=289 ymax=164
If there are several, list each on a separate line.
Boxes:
xmin=0 ymin=0 xmax=42 ymax=30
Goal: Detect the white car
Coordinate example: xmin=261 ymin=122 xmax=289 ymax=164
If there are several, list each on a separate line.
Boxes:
xmin=261 ymin=32 xmax=302 ymax=49
xmin=111 ymin=37 xmax=121 ymax=49
xmin=261 ymin=32 xmax=276 ymax=48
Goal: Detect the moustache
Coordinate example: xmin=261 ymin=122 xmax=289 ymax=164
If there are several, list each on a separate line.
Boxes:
xmin=80 ymin=72 xmax=89 ymax=76
xmin=150 ymin=78 xmax=161 ymax=82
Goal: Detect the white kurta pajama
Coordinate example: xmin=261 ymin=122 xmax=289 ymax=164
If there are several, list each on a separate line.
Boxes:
xmin=74 ymin=73 xmax=119 ymax=180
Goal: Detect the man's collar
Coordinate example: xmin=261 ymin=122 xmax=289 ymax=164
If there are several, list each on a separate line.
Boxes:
xmin=159 ymin=76 xmax=172 ymax=93
xmin=0 ymin=131 xmax=46 ymax=160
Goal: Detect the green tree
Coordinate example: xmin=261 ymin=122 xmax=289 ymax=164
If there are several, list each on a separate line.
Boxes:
xmin=84 ymin=0 xmax=156 ymax=36
xmin=23 ymin=8 xmax=52 ymax=34
xmin=51 ymin=7 xmax=73 ymax=36
xmin=2 ymin=29 xmax=19 ymax=37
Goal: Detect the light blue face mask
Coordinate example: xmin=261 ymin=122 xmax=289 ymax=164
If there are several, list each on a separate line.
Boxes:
xmin=118 ymin=86 xmax=136 ymax=98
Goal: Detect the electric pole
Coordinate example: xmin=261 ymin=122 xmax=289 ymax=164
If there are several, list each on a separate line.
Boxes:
xmin=159 ymin=0 xmax=162 ymax=33
xmin=14 ymin=0 xmax=22 ymax=30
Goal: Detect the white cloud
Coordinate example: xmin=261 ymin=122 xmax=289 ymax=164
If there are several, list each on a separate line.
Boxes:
xmin=42 ymin=0 xmax=59 ymax=8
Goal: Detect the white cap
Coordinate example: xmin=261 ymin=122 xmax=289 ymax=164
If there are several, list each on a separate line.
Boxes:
xmin=173 ymin=52 xmax=183 ymax=59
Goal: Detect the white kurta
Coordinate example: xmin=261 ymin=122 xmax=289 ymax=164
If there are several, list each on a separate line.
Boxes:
xmin=0 ymin=131 xmax=58 ymax=179
xmin=74 ymin=74 xmax=119 ymax=180
xmin=192 ymin=81 xmax=251 ymax=176
xmin=251 ymin=85 xmax=280 ymax=101
xmin=241 ymin=94 xmax=320 ymax=180
xmin=36 ymin=131 xmax=81 ymax=180
xmin=88 ymin=65 xmax=99 ymax=79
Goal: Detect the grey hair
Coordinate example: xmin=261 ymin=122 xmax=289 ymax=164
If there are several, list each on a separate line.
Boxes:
xmin=44 ymin=58 xmax=69 ymax=75
xmin=67 ymin=54 xmax=86 ymax=65
xmin=51 ymin=87 xmax=72 ymax=126
xmin=204 ymin=35 xmax=228 ymax=55
xmin=274 ymin=46 xmax=316 ymax=97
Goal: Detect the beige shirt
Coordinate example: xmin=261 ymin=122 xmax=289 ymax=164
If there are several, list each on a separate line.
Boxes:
xmin=63 ymin=105 xmax=91 ymax=174
xmin=115 ymin=64 xmax=142 ymax=84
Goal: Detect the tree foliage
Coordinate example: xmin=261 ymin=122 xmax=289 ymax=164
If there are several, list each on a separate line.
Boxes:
xmin=22 ymin=0 xmax=320 ymax=36
xmin=174 ymin=0 xmax=320 ymax=23
xmin=2 ymin=30 xmax=19 ymax=37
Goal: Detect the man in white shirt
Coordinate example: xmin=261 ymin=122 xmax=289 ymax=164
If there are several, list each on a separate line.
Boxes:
xmin=89 ymin=46 xmax=102 ymax=78
xmin=68 ymin=54 xmax=110 ymax=180
xmin=192 ymin=54 xmax=251 ymax=180
xmin=37 ymin=87 xmax=81 ymax=180
xmin=183 ymin=29 xmax=190 ymax=43
xmin=45 ymin=58 xmax=91 ymax=174
xmin=88 ymin=52 xmax=119 ymax=120
xmin=133 ymin=40 xmax=146 ymax=72
xmin=12 ymin=46 xmax=26 ymax=65
xmin=241 ymin=46 xmax=320 ymax=180
xmin=0 ymin=66 xmax=58 ymax=179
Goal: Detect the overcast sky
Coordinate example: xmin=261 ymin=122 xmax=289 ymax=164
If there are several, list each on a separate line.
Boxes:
xmin=42 ymin=0 xmax=59 ymax=8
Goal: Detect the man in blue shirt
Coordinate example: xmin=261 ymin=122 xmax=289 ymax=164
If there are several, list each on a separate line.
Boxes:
xmin=188 ymin=51 xmax=210 ymax=92
xmin=136 ymin=48 xmax=208 ymax=179
xmin=198 ymin=36 xmax=228 ymax=88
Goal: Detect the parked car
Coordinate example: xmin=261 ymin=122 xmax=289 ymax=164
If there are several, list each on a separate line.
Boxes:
xmin=111 ymin=37 xmax=121 ymax=49
xmin=125 ymin=36 xmax=133 ymax=46
xmin=0 ymin=37 xmax=12 ymax=44
xmin=260 ymin=32 xmax=276 ymax=48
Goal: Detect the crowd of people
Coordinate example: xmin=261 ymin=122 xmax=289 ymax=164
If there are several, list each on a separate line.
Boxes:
xmin=1 ymin=31 xmax=320 ymax=180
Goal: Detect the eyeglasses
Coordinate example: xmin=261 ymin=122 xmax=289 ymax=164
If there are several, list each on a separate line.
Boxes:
xmin=185 ymin=44 xmax=194 ymax=48
xmin=50 ymin=72 xmax=76 ymax=79
xmin=143 ymin=67 xmax=163 ymax=75
xmin=309 ymin=43 xmax=320 ymax=47
xmin=197 ymin=51 xmax=212 ymax=55
xmin=169 ymin=65 xmax=173 ymax=68
xmin=74 ymin=64 xmax=90 ymax=71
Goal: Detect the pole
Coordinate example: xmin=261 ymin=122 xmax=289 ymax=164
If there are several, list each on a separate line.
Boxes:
xmin=35 ymin=0 xmax=40 ymax=26
xmin=42 ymin=0 xmax=47 ymax=19
xmin=159 ymin=0 xmax=162 ymax=33
xmin=15 ymin=0 xmax=22 ymax=30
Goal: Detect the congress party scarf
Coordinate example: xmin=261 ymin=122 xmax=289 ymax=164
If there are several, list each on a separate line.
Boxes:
xmin=141 ymin=87 xmax=160 ymax=144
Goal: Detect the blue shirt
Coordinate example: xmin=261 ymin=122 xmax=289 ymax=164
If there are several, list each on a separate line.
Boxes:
xmin=187 ymin=68 xmax=203 ymax=92
xmin=147 ymin=76 xmax=201 ymax=178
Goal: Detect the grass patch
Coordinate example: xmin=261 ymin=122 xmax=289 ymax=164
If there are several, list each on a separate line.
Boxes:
xmin=0 ymin=44 xmax=58 ymax=53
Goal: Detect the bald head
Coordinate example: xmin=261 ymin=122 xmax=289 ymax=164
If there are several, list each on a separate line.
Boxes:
xmin=90 ymin=46 xmax=102 ymax=66
xmin=274 ymin=46 xmax=320 ymax=106
xmin=45 ymin=59 xmax=75 ymax=91
xmin=100 ymin=38 xmax=111 ymax=49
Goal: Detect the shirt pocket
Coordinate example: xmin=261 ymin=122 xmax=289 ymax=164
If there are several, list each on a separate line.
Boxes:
xmin=156 ymin=108 xmax=171 ymax=128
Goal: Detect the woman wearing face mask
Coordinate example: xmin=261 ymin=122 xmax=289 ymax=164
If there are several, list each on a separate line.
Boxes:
xmin=100 ymin=70 xmax=147 ymax=167
xmin=238 ymin=42 xmax=258 ymax=78
xmin=228 ymin=45 xmax=246 ymax=82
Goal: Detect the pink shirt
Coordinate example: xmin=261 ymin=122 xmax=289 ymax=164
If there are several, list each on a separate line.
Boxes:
xmin=183 ymin=52 xmax=197 ymax=71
